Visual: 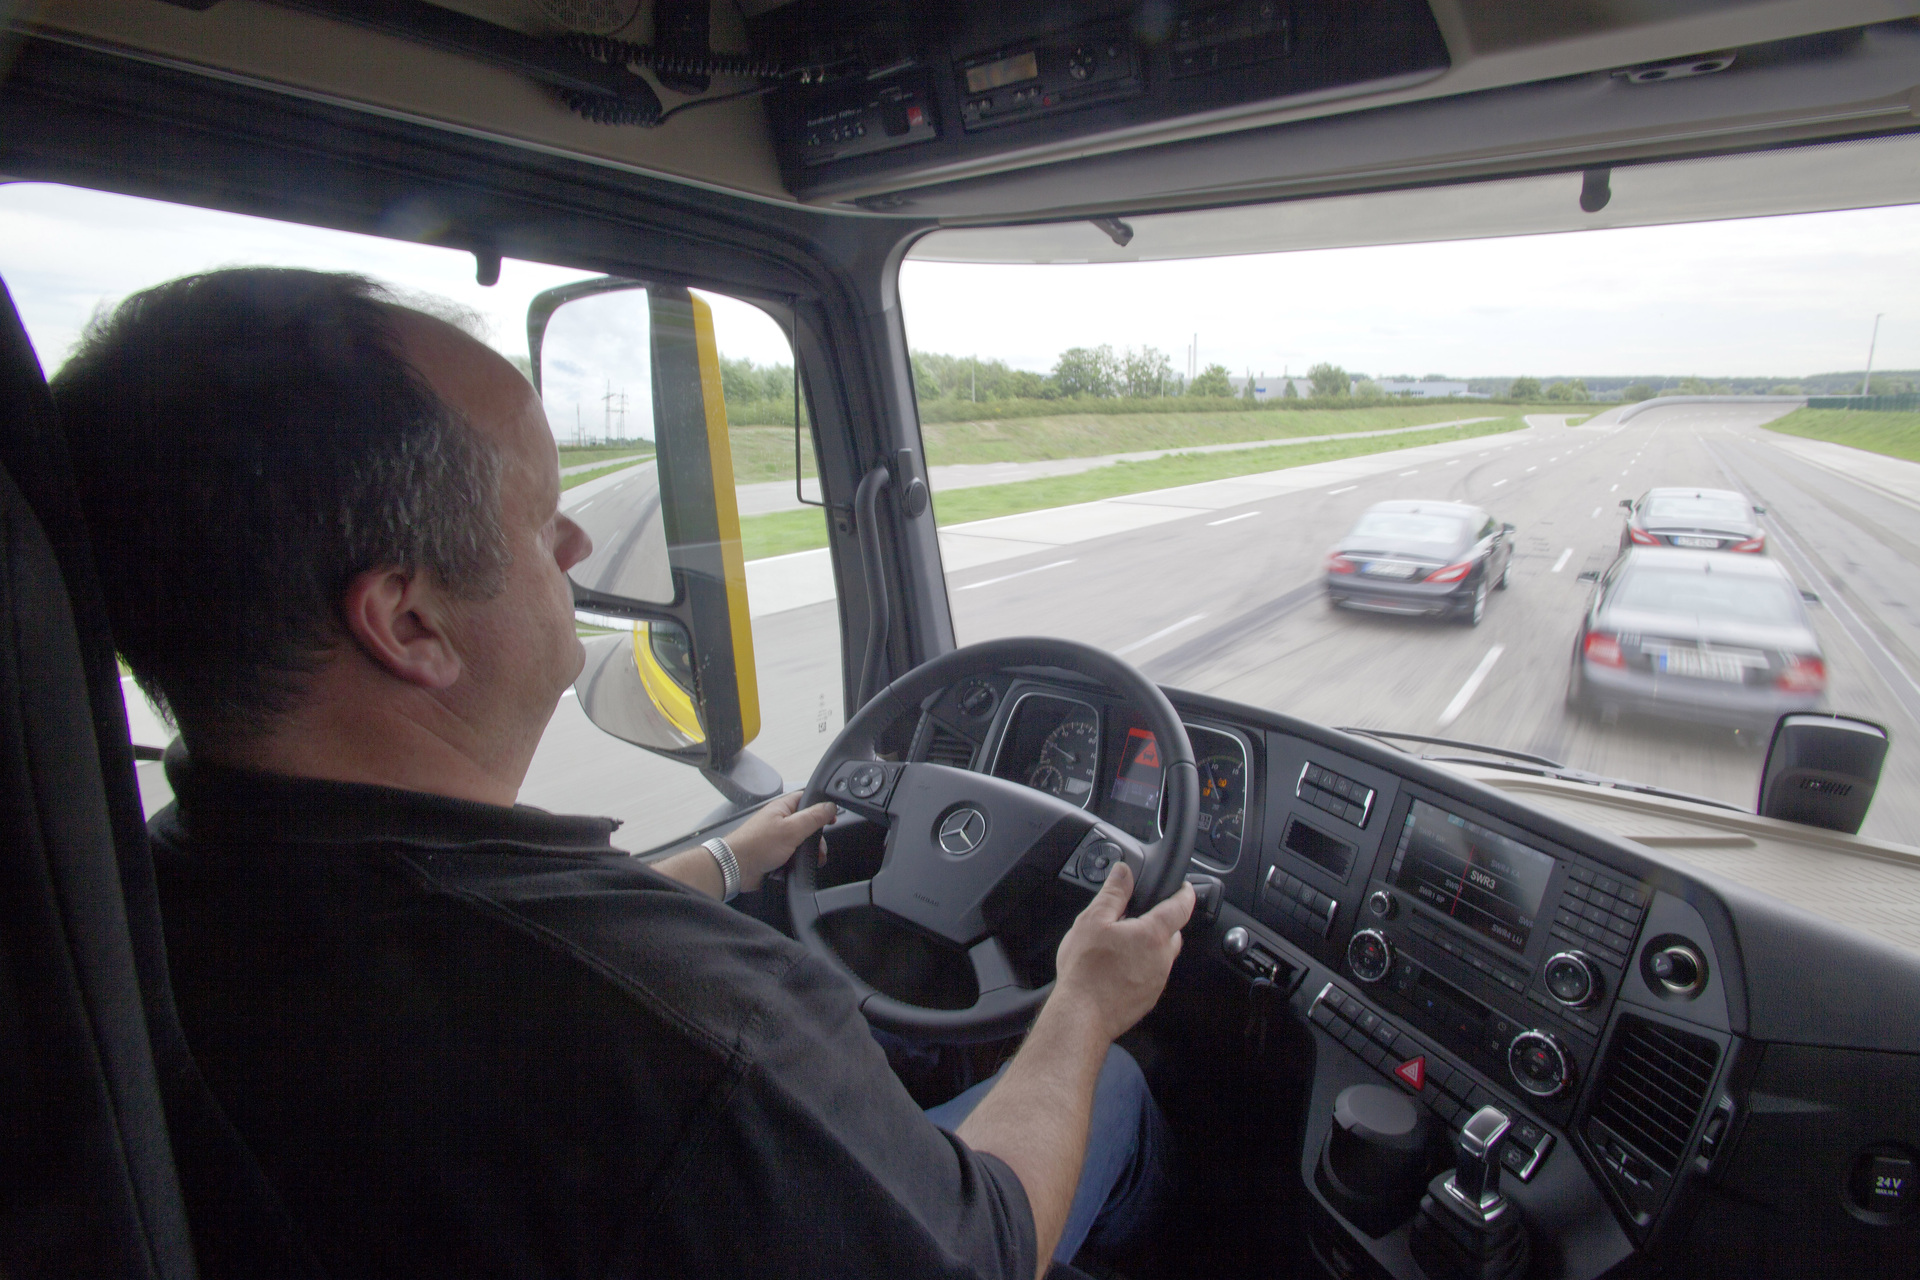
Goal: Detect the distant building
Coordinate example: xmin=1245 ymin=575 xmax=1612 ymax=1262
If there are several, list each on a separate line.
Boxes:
xmin=1376 ymin=379 xmax=1478 ymax=399
xmin=1231 ymin=375 xmax=1314 ymax=401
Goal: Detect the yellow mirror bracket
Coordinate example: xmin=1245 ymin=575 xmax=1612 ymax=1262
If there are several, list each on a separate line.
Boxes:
xmin=689 ymin=295 xmax=762 ymax=748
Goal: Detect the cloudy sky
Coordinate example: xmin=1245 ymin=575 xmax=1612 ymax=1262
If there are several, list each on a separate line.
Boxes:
xmin=2 ymin=181 xmax=1911 ymax=434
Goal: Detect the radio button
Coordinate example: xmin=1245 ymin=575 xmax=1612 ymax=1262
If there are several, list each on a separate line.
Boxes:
xmin=1544 ymin=951 xmax=1601 ymax=1008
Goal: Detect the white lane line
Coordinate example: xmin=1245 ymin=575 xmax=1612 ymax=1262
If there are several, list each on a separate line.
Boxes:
xmin=1328 ymin=485 xmax=1358 ymax=495
xmin=1591 ymin=506 xmax=1601 ymax=518
xmin=1526 ymin=466 xmax=1537 ymax=472
xmin=1609 ymin=484 xmax=1618 ymax=492
xmin=1438 ymin=644 xmax=1506 ymax=729
xmin=1492 ymin=478 xmax=1509 ymax=487
xmin=1115 ymin=613 xmax=1209 ymax=656
xmin=1552 ymin=548 xmax=1573 ymax=573
xmin=1399 ymin=469 xmax=1419 ymax=476
xmin=1207 ymin=511 xmax=1261 ymax=526
xmin=957 ymin=559 xmax=1076 ymax=591
xmin=1445 ymin=460 xmax=1460 ymax=466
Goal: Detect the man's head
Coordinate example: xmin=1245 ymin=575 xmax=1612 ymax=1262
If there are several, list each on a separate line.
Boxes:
xmin=53 ymin=267 xmax=590 ymax=794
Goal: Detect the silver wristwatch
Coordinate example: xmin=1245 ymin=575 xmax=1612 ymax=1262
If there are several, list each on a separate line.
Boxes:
xmin=702 ymin=837 xmax=741 ymax=902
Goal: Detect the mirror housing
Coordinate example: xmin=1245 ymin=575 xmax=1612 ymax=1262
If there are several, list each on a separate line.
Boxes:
xmin=531 ymin=278 xmax=773 ymax=804
xmin=1758 ymin=714 xmax=1888 ymax=834
xmin=1618 ymin=498 xmax=1633 ymax=510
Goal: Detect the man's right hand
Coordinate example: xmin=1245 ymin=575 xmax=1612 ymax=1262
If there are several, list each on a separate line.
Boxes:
xmin=1053 ymin=862 xmax=1196 ymax=1045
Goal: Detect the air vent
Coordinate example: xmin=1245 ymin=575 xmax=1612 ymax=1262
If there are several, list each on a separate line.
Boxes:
xmin=1588 ymin=1013 xmax=1720 ymax=1176
xmin=925 ymin=723 xmax=976 ymax=769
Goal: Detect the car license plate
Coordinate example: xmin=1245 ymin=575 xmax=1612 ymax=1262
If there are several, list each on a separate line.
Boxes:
xmin=1361 ymin=561 xmax=1419 ymax=578
xmin=1672 ymin=536 xmax=1719 ymax=548
xmin=1656 ymin=648 xmax=1746 ymax=682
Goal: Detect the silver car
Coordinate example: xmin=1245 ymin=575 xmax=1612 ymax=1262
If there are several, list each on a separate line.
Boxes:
xmin=1568 ymin=547 xmax=1825 ymax=730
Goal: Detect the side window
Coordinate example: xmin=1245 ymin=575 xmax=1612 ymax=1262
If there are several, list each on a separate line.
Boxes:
xmin=0 ymin=183 xmax=843 ymax=851
xmin=1480 ymin=518 xmax=1498 ymax=541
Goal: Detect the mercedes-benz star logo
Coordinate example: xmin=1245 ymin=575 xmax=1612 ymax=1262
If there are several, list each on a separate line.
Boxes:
xmin=938 ymin=806 xmax=989 ymax=856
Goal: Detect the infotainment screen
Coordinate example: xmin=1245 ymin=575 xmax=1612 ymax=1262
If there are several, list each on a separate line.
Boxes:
xmin=1388 ymin=799 xmax=1556 ymax=955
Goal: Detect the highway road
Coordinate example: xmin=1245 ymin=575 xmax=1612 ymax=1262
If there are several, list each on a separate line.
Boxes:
xmin=127 ymin=405 xmax=1920 ymax=857
xmin=941 ymin=403 xmax=1920 ymax=847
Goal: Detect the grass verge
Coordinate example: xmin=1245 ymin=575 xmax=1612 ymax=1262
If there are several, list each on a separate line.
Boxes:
xmin=737 ymin=415 xmax=1527 ymax=561
xmin=1762 ymin=408 xmax=1920 ymax=464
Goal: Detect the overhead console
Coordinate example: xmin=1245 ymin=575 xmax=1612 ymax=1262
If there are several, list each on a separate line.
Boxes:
xmin=746 ymin=0 xmax=1450 ymax=204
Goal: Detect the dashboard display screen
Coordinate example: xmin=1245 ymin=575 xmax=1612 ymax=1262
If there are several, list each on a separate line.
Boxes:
xmin=1109 ymin=727 xmax=1164 ymax=810
xmin=1389 ymin=799 xmax=1555 ymax=954
xmin=966 ymin=51 xmax=1039 ymax=93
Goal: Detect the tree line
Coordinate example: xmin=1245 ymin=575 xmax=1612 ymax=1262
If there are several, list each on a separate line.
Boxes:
xmin=717 ymin=351 xmax=1902 ymax=418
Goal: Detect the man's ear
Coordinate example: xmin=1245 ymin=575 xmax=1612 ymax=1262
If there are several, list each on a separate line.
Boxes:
xmin=340 ymin=567 xmax=464 ymax=690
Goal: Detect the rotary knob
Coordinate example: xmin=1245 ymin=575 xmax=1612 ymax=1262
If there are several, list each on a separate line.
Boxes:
xmin=1508 ymin=1030 xmax=1573 ymax=1098
xmin=1366 ymin=889 xmax=1397 ymax=920
xmin=1543 ymin=951 xmax=1601 ymax=1009
xmin=1348 ymin=929 xmax=1394 ymax=984
xmin=1649 ymin=943 xmax=1706 ymax=997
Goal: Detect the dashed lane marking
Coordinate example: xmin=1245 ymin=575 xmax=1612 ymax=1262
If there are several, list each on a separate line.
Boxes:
xmin=956 ymin=559 xmax=1076 ymax=591
xmin=1328 ymin=486 xmax=1358 ymax=495
xmin=1207 ymin=511 xmax=1261 ymax=526
xmin=1115 ymin=613 xmax=1209 ymax=657
xmin=1438 ymin=645 xmax=1506 ymax=729
xmin=1552 ymin=548 xmax=1572 ymax=572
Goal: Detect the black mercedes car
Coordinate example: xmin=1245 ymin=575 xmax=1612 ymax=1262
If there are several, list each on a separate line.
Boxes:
xmin=1619 ymin=487 xmax=1766 ymax=553
xmin=1325 ymin=500 xmax=1514 ymax=626
xmin=1568 ymin=547 xmax=1825 ymax=730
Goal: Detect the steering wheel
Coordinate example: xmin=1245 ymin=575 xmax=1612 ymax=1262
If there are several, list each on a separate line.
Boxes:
xmin=794 ymin=636 xmax=1197 ymax=1042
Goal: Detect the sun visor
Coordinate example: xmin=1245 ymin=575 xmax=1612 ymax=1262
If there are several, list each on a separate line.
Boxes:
xmin=910 ymin=131 xmax=1920 ymax=265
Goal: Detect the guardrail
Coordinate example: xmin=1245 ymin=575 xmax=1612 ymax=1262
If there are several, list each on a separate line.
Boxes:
xmin=1614 ymin=394 xmax=1806 ymax=423
xmin=1807 ymin=395 xmax=1920 ymax=411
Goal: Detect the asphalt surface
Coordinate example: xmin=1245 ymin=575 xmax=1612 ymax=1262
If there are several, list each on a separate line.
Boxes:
xmin=129 ymin=405 xmax=1920 ymax=855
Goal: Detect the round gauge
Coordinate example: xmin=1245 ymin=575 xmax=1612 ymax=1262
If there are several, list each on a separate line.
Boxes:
xmin=1029 ymin=717 xmax=1098 ymax=806
xmin=1197 ymin=753 xmax=1246 ymax=861
xmin=956 ymin=678 xmax=998 ymax=720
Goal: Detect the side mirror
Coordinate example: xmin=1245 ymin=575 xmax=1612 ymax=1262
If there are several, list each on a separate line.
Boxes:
xmin=1800 ymin=589 xmax=1821 ymax=605
xmin=1618 ymin=499 xmax=1633 ymax=510
xmin=530 ymin=278 xmax=778 ymax=805
xmin=1753 ymin=505 xmax=1767 ymax=514
xmin=1576 ymin=569 xmax=1601 ymax=582
xmin=1758 ymin=714 xmax=1888 ymax=834
xmin=1503 ymin=522 xmax=1516 ymax=534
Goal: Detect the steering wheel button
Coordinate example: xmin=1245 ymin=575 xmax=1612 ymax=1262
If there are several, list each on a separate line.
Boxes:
xmin=847 ymin=765 xmax=886 ymax=799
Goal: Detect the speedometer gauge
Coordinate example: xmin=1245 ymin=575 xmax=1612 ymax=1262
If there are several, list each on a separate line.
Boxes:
xmin=1198 ymin=753 xmax=1246 ymax=862
xmin=1030 ymin=718 xmax=1098 ymax=805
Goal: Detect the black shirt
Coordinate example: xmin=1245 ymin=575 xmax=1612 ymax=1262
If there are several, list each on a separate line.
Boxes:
xmin=150 ymin=758 xmax=1035 ymax=1279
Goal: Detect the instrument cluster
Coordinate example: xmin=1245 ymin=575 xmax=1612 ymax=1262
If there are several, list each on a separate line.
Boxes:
xmin=984 ymin=685 xmax=1251 ymax=871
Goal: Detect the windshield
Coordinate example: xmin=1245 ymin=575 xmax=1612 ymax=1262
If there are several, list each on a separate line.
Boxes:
xmin=1348 ymin=511 xmax=1467 ymax=546
xmin=1642 ymin=495 xmax=1749 ymax=525
xmin=1609 ymin=569 xmax=1802 ymax=627
xmin=901 ymin=201 xmax=1920 ymax=844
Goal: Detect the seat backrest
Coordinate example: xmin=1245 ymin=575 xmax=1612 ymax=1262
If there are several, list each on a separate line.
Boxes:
xmin=0 ymin=281 xmax=321 ymax=1278
xmin=0 ymin=377 xmax=193 ymax=1276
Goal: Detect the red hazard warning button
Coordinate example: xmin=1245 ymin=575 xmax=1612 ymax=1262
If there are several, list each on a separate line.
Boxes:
xmin=1393 ymin=1056 xmax=1426 ymax=1091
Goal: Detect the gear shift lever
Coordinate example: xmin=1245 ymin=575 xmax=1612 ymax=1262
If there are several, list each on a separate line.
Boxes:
xmin=1409 ymin=1106 xmax=1532 ymax=1280
xmin=1448 ymin=1106 xmax=1512 ymax=1216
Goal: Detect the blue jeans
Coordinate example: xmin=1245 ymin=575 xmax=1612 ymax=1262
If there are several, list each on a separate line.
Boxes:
xmin=923 ymin=1044 xmax=1170 ymax=1266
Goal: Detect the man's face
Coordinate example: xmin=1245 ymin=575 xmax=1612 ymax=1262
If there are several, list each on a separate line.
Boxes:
xmin=392 ymin=311 xmax=592 ymax=760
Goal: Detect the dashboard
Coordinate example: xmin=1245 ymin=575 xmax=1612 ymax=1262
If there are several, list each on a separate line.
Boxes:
xmin=906 ymin=668 xmax=1920 ymax=1280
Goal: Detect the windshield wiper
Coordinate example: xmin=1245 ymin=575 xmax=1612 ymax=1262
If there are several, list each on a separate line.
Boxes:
xmin=1335 ymin=727 xmax=1747 ymax=813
